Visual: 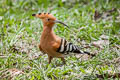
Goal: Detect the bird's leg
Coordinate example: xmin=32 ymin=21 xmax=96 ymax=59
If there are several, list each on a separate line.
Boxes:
xmin=61 ymin=57 xmax=66 ymax=64
xmin=48 ymin=56 xmax=53 ymax=64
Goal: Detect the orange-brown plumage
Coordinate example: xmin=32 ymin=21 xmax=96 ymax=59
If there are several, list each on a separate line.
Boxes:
xmin=32 ymin=12 xmax=93 ymax=64
xmin=32 ymin=13 xmax=65 ymax=63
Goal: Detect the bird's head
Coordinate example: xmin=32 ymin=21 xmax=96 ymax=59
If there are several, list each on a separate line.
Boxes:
xmin=32 ymin=13 xmax=69 ymax=28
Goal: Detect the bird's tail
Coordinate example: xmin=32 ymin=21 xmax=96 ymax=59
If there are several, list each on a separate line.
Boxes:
xmin=57 ymin=39 xmax=95 ymax=56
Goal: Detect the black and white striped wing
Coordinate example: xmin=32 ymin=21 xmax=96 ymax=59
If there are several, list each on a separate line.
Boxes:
xmin=56 ymin=39 xmax=88 ymax=55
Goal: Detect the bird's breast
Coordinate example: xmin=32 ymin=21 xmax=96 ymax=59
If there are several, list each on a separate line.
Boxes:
xmin=40 ymin=33 xmax=55 ymax=51
xmin=39 ymin=33 xmax=64 ymax=57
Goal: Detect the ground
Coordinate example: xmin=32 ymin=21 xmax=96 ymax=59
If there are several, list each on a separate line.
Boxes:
xmin=0 ymin=0 xmax=120 ymax=80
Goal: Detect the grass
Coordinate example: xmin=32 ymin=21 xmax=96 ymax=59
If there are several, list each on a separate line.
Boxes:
xmin=0 ymin=0 xmax=120 ymax=80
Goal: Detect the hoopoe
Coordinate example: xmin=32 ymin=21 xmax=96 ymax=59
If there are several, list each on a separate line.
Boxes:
xmin=32 ymin=13 xmax=94 ymax=64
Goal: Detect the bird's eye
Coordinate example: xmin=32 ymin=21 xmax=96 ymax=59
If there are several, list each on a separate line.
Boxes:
xmin=47 ymin=18 xmax=50 ymax=21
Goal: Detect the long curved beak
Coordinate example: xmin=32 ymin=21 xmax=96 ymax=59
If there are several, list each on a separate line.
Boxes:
xmin=54 ymin=20 xmax=69 ymax=28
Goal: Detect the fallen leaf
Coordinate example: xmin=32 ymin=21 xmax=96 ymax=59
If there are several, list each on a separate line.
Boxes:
xmin=8 ymin=68 xmax=24 ymax=76
xmin=94 ymin=10 xmax=102 ymax=21
xmin=80 ymin=40 xmax=91 ymax=49
xmin=94 ymin=8 xmax=117 ymax=22
xmin=75 ymin=54 xmax=90 ymax=61
xmin=114 ymin=45 xmax=120 ymax=49
xmin=112 ymin=57 xmax=120 ymax=64
xmin=100 ymin=35 xmax=109 ymax=40
xmin=0 ymin=54 xmax=8 ymax=58
xmin=107 ymin=8 xmax=117 ymax=13
xmin=92 ymin=50 xmax=101 ymax=55
xmin=0 ymin=68 xmax=24 ymax=79
xmin=92 ymin=40 xmax=109 ymax=49
xmin=102 ymin=14 xmax=113 ymax=22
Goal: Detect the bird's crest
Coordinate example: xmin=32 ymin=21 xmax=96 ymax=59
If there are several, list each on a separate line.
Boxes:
xmin=32 ymin=12 xmax=56 ymax=20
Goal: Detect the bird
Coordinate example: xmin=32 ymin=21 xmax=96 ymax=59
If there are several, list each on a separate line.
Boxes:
xmin=32 ymin=12 xmax=94 ymax=64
